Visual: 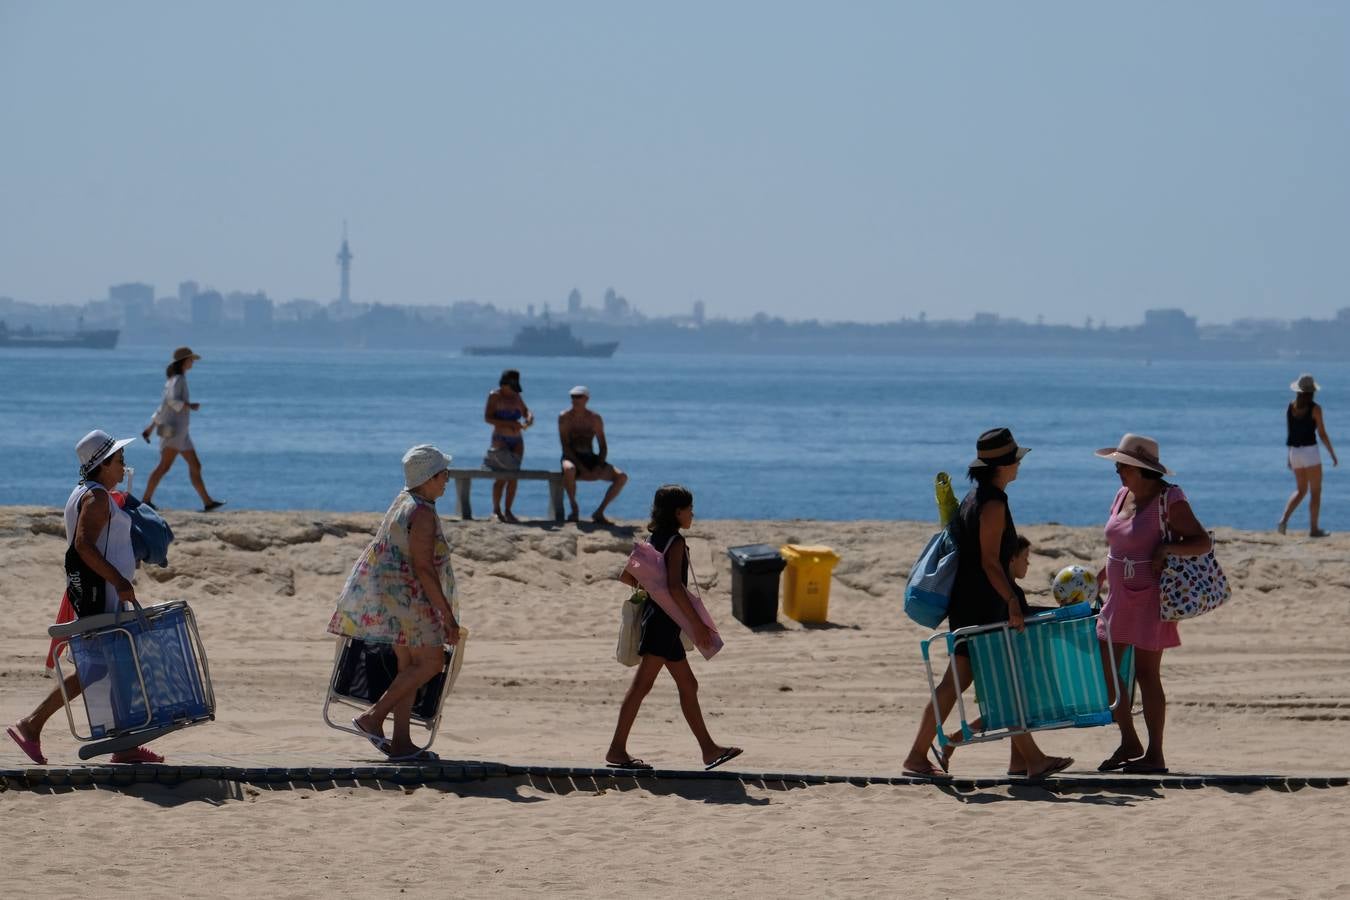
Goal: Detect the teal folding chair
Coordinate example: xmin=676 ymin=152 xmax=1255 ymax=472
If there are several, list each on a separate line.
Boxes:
xmin=920 ymin=602 xmax=1125 ymax=752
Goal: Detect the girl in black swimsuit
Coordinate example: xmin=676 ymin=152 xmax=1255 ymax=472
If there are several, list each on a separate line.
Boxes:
xmin=605 ymin=484 xmax=743 ymax=772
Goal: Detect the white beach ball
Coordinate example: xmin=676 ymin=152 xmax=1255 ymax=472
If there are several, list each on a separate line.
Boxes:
xmin=1051 ymin=565 xmax=1098 ymax=606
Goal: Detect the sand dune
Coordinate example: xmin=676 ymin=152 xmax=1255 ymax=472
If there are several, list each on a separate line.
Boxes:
xmin=2 ymin=506 xmax=1347 ymax=897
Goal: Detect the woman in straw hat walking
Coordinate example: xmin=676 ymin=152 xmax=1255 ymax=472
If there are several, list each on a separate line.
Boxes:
xmin=901 ymin=428 xmax=1073 ymax=780
xmin=1093 ymin=434 xmax=1212 ymax=774
xmin=1277 ymin=374 xmax=1338 ymax=538
xmin=140 ymin=346 xmax=224 ymax=512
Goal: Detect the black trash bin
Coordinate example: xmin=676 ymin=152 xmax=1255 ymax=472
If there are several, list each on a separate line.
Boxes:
xmin=727 ymin=543 xmax=787 ymax=627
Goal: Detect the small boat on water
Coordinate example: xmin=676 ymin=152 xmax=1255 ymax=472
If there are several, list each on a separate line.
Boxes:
xmin=464 ymin=320 xmax=618 ymax=358
xmin=0 ymin=321 xmax=119 ymax=350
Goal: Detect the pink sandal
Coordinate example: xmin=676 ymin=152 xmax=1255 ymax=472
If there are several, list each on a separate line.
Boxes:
xmin=7 ymin=725 xmax=47 ymax=765
xmin=110 ymin=746 xmax=165 ymax=764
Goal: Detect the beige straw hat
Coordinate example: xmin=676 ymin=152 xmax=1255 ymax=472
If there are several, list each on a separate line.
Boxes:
xmin=1094 ymin=433 xmax=1173 ymax=475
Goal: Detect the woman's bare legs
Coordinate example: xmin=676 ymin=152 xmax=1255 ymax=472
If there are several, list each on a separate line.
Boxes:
xmin=903 ymin=655 xmax=973 ymax=773
xmin=355 ymin=643 xmax=443 ymax=758
xmin=607 ymin=655 xmax=664 ymax=764
xmin=141 ymin=447 xmax=180 ymax=505
xmin=665 ymin=658 xmax=739 ymax=765
xmin=1279 ymin=465 xmax=1311 ymax=533
xmin=11 ymin=674 xmax=83 ymax=746
xmin=1132 ymin=647 xmax=1167 ymax=769
xmin=491 ymin=480 xmax=520 ymax=522
xmin=1099 ymin=639 xmax=1145 ymax=768
xmin=1307 ymin=464 xmax=1325 ymax=534
xmin=179 ymin=449 xmax=219 ymax=508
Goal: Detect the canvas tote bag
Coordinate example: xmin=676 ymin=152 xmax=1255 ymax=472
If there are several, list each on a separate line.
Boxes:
xmin=1157 ymin=487 xmax=1231 ymax=621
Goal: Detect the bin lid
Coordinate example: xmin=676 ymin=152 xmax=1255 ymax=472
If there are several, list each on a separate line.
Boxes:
xmin=780 ymin=544 xmax=840 ymax=563
xmin=727 ymin=543 xmax=784 ymax=564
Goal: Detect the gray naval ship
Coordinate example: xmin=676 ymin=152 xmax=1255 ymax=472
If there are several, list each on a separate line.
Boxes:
xmin=0 ymin=320 xmax=119 ymax=349
xmin=464 ymin=320 xmax=618 ymax=358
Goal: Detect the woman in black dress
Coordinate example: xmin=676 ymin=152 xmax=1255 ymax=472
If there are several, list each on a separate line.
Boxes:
xmin=606 ymin=484 xmax=742 ymax=771
xmin=901 ymin=428 xmax=1073 ymax=779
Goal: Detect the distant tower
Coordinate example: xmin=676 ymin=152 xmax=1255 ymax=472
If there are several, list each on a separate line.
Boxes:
xmin=336 ymin=223 xmax=353 ymax=304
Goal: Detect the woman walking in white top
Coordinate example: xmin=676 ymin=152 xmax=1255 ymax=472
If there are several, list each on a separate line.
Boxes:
xmin=140 ymin=346 xmax=224 ymax=511
xmin=5 ymin=430 xmax=165 ymax=765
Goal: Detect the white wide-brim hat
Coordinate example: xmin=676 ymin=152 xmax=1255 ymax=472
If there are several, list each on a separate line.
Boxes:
xmin=1094 ymin=433 xmax=1174 ymax=475
xmin=1291 ymin=374 xmax=1320 ymax=393
xmin=77 ymin=429 xmax=135 ymax=479
xmin=403 ymin=444 xmax=453 ymax=489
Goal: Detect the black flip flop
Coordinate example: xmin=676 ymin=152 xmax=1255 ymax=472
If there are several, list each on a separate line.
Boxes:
xmin=704 ymin=747 xmax=743 ymax=771
xmin=1023 ymin=757 xmax=1075 ymax=780
xmin=1097 ymin=750 xmax=1137 ymax=772
xmin=1121 ymin=761 xmax=1169 ymax=775
xmin=901 ymin=765 xmax=952 ymax=780
xmin=605 ymin=758 xmax=653 ymax=770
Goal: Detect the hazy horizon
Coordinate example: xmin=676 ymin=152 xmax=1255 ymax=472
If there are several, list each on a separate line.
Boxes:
xmin=2 ymin=1 xmax=1348 ymax=325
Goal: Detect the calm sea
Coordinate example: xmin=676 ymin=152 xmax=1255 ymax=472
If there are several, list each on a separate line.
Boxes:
xmin=1 ymin=346 xmax=1344 ymax=531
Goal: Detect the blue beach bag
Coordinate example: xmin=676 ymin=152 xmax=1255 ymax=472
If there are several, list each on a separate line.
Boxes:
xmin=904 ymin=528 xmax=959 ymax=628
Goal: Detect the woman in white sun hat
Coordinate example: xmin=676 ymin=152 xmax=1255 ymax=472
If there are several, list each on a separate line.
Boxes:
xmin=6 ymin=430 xmax=165 ymax=765
xmin=328 ymin=444 xmax=463 ymax=761
xmin=1277 ymin=374 xmax=1338 ymax=538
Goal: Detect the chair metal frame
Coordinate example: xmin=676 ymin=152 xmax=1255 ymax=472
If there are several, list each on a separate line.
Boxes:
xmin=322 ymin=633 xmax=466 ymax=755
xmin=49 ymin=600 xmax=216 ymax=760
xmin=921 ymin=608 xmax=1124 ymax=751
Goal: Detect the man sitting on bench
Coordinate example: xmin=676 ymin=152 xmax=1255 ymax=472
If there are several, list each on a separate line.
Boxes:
xmin=559 ymin=386 xmax=628 ymax=525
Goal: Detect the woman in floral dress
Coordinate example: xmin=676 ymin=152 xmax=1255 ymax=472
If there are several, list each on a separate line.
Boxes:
xmin=328 ymin=445 xmax=462 ymax=761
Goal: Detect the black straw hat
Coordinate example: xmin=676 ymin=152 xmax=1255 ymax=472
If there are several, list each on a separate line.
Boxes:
xmin=969 ymin=427 xmax=1030 ymax=468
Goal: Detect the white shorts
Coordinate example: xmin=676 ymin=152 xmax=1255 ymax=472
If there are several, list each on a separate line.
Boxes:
xmin=1289 ymin=445 xmax=1321 ymax=470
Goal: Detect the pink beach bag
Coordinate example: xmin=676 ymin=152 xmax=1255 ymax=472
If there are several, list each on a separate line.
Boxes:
xmin=623 ymin=539 xmax=724 ymax=660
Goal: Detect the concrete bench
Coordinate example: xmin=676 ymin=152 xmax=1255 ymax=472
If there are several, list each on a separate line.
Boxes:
xmin=447 ymin=468 xmax=564 ymax=521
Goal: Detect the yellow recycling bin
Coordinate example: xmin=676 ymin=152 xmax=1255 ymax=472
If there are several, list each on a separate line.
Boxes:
xmin=779 ymin=544 xmax=840 ymax=624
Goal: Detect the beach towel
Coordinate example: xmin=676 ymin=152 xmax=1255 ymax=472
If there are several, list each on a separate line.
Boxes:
xmin=623 ymin=541 xmax=723 ymax=660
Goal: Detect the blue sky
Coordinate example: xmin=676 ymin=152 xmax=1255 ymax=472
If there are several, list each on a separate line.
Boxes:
xmin=2 ymin=1 xmax=1347 ymax=323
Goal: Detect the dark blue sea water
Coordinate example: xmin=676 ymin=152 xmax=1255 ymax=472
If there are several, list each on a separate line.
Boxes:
xmin=1 ymin=346 xmax=1345 ymax=530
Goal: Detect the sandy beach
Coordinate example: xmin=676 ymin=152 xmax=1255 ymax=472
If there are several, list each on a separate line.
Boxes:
xmin=3 ymin=506 xmax=1348 ymax=898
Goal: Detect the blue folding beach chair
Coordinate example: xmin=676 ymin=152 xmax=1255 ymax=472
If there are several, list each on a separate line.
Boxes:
xmin=920 ymin=602 xmax=1125 ymax=752
xmin=49 ymin=600 xmax=216 ymax=760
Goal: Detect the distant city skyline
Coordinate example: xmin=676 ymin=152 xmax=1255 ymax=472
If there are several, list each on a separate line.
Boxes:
xmin=2 ymin=2 xmax=1348 ymax=324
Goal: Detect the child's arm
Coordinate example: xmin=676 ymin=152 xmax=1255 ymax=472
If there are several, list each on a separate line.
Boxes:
xmin=619 ymin=569 xmax=638 ymax=587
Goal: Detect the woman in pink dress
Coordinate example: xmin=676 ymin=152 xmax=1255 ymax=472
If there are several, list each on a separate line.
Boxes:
xmin=1094 ymin=434 xmax=1212 ymax=775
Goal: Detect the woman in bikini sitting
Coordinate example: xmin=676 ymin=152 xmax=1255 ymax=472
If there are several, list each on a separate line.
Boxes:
xmin=482 ymin=369 xmax=533 ymax=523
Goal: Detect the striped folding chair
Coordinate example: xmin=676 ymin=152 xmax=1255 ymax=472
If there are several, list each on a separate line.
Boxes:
xmin=920 ymin=602 xmax=1125 ymax=751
